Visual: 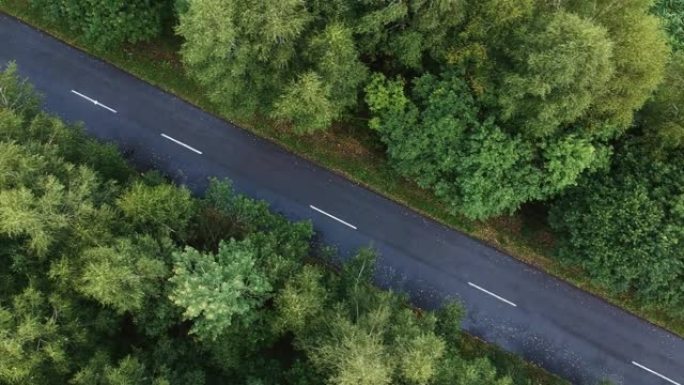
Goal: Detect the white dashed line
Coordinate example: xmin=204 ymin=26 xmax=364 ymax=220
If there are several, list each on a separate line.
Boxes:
xmin=309 ymin=205 xmax=357 ymax=230
xmin=161 ymin=133 xmax=203 ymax=155
xmin=632 ymin=362 xmax=681 ymax=385
xmin=70 ymin=89 xmax=117 ymax=113
xmin=468 ymin=282 xmax=517 ymax=307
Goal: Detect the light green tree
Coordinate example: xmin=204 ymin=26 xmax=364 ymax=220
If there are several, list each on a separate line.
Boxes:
xmin=0 ymin=287 xmax=69 ymax=385
xmin=117 ymin=180 xmax=194 ymax=236
xmin=273 ymin=72 xmax=336 ymax=134
xmin=177 ymin=0 xmax=311 ymax=119
xmin=568 ymin=0 xmax=670 ymax=128
xmin=496 ymin=11 xmax=614 ymax=137
xmin=77 ymin=237 xmax=168 ymax=313
xmin=273 ymin=265 xmax=328 ymax=333
xmin=169 ymin=239 xmax=272 ymax=340
xmin=0 ymin=62 xmax=41 ymax=118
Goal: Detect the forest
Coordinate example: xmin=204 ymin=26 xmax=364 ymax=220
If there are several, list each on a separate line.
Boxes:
xmin=0 ymin=0 xmax=682 ymax=372
xmin=0 ymin=63 xmax=569 ymax=384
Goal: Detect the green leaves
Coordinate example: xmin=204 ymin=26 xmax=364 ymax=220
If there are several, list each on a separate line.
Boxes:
xmin=640 ymin=51 xmax=684 ymax=152
xmin=169 ymin=239 xmax=273 ymax=340
xmin=551 ymin=142 xmax=684 ymax=312
xmin=496 ymin=11 xmax=615 ymax=137
xmin=77 ymin=237 xmax=168 ymax=314
xmin=118 ymin=180 xmax=194 ymax=236
xmin=177 ymin=0 xmax=311 ymax=119
xmin=273 ymin=72 xmax=336 ymax=134
xmin=653 ymin=0 xmax=684 ymax=51
xmin=28 ymin=0 xmax=171 ymax=49
xmin=0 ymin=62 xmax=41 ymax=118
xmin=177 ymin=0 xmax=367 ymax=133
xmin=0 ymin=287 xmax=69 ymax=385
xmin=366 ymin=70 xmax=604 ymax=219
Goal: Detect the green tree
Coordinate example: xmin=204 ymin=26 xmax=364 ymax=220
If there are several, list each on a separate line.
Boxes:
xmin=313 ymin=313 xmax=393 ymax=385
xmin=0 ymin=288 xmax=70 ymax=385
xmin=169 ymin=239 xmax=272 ymax=340
xmin=0 ymin=177 xmax=69 ymax=257
xmin=567 ymin=0 xmax=670 ymax=128
xmin=272 ymin=72 xmax=336 ymax=134
xmin=0 ymin=62 xmax=41 ymax=118
xmin=550 ymin=141 xmax=684 ymax=312
xmin=653 ymin=0 xmax=684 ymax=51
xmin=76 ymin=237 xmax=168 ymax=313
xmin=177 ymin=0 xmax=367 ymax=133
xmin=71 ymin=354 xmax=170 ymax=385
xmin=279 ymin=251 xmax=451 ymax=385
xmin=640 ymin=51 xmax=684 ymax=151
xmin=177 ymin=0 xmax=311 ymax=119
xmin=495 ymin=11 xmax=614 ymax=137
xmin=366 ymin=71 xmax=606 ymax=218
xmin=352 ymin=0 xmax=466 ymax=70
xmin=455 ymin=0 xmax=668 ymax=131
xmin=435 ymin=356 xmax=512 ymax=385
xmin=273 ymin=265 xmax=328 ymax=334
xmin=117 ymin=180 xmax=194 ymax=236
xmin=307 ymin=23 xmax=367 ymax=115
xmin=28 ymin=0 xmax=172 ymax=49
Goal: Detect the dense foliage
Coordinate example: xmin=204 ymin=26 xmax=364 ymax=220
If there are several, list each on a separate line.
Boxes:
xmin=640 ymin=51 xmax=684 ymax=150
xmin=26 ymin=0 xmax=173 ymax=48
xmin=10 ymin=0 xmax=684 ymax=347
xmin=24 ymin=0 xmax=673 ymax=220
xmin=365 ymin=0 xmax=669 ymax=218
xmin=654 ymin=0 xmax=684 ymax=50
xmin=0 ymin=65 xmax=560 ymax=385
xmin=550 ymin=140 xmax=684 ymax=314
xmin=548 ymin=7 xmax=684 ymax=314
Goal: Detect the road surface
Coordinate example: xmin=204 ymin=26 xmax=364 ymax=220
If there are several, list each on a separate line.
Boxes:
xmin=1 ymin=13 xmax=682 ymax=385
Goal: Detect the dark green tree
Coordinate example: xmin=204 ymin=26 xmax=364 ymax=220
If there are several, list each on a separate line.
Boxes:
xmin=653 ymin=0 xmax=684 ymax=51
xmin=366 ymin=71 xmax=604 ymax=219
xmin=28 ymin=0 xmax=172 ymax=49
xmin=640 ymin=51 xmax=684 ymax=151
xmin=550 ymin=141 xmax=684 ymax=312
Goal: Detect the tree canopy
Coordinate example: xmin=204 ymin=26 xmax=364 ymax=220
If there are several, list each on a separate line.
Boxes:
xmin=0 ymin=64 xmax=558 ymax=385
xmin=550 ymin=141 xmax=684 ymax=313
xmin=24 ymin=0 xmax=673 ymax=220
xmin=27 ymin=0 xmax=173 ymax=48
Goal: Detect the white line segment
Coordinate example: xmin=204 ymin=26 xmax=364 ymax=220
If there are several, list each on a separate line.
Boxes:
xmin=161 ymin=133 xmax=203 ymax=155
xmin=468 ymin=282 xmax=517 ymax=307
xmin=632 ymin=362 xmax=681 ymax=385
xmin=70 ymin=90 xmax=117 ymax=113
xmin=309 ymin=205 xmax=357 ymax=230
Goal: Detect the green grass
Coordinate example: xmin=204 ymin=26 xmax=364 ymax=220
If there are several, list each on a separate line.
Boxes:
xmin=2 ymin=0 xmax=682 ymax=343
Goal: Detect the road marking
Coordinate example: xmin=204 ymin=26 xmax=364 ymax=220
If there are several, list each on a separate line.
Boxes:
xmin=161 ymin=133 xmax=203 ymax=155
xmin=70 ymin=90 xmax=117 ymax=113
xmin=468 ymin=282 xmax=517 ymax=307
xmin=309 ymin=205 xmax=357 ymax=230
xmin=632 ymin=361 xmax=681 ymax=385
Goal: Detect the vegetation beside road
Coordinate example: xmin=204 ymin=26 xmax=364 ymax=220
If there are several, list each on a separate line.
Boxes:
xmin=0 ymin=63 xmax=568 ymax=385
xmin=1 ymin=0 xmax=683 ymax=338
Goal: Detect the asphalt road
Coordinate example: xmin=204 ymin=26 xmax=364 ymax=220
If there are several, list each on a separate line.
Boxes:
xmin=1 ymin=13 xmax=682 ymax=385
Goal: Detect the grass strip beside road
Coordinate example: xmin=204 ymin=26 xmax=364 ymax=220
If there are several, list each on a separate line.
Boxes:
xmin=2 ymin=0 xmax=681 ymax=343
